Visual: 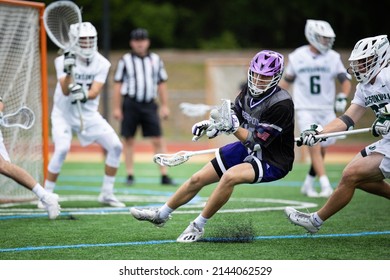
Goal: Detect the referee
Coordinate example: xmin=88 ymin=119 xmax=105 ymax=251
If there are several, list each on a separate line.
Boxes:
xmin=113 ymin=28 xmax=175 ymax=186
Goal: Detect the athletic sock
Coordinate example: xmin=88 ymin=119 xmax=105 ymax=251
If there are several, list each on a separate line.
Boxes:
xmin=159 ymin=204 xmax=174 ymax=219
xmin=193 ymin=215 xmax=208 ymax=229
xmin=319 ymin=175 xmax=332 ymax=190
xmin=44 ymin=180 xmax=56 ymax=193
xmin=101 ymin=175 xmax=115 ymax=194
xmin=303 ymin=174 xmax=315 ymax=189
xmin=312 ymin=212 xmax=323 ymax=227
xmin=32 ymin=183 xmax=46 ymax=199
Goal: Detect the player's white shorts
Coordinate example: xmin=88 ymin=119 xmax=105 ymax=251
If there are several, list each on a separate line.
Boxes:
xmin=51 ymin=111 xmax=116 ymax=147
xmin=363 ymin=137 xmax=390 ymax=179
xmin=295 ymin=109 xmax=337 ymax=147
xmin=0 ymin=132 xmax=10 ymax=162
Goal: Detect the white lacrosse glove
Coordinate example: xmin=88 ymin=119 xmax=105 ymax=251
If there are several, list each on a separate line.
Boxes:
xmin=223 ymin=113 xmax=239 ymax=134
xmin=209 ymin=109 xmax=240 ymax=134
xmin=192 ymin=120 xmax=211 ymax=137
xmin=69 ymin=84 xmax=88 ymax=104
xmin=63 ymin=51 xmax=76 ymax=76
xmin=334 ymin=92 xmax=347 ymax=113
xmin=206 ymin=124 xmax=221 ymax=139
xmin=372 ymin=104 xmax=390 ymax=137
xmin=297 ymin=124 xmax=324 ymax=147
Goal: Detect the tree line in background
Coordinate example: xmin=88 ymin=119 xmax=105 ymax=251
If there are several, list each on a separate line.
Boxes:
xmin=41 ymin=0 xmax=389 ymax=51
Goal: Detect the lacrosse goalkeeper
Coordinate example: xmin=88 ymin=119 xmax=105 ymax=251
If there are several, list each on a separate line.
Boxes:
xmin=0 ymin=97 xmax=60 ymax=219
xmin=130 ymin=50 xmax=295 ymax=242
xmin=41 ymin=22 xmax=125 ymax=208
xmin=285 ymin=35 xmax=390 ymax=234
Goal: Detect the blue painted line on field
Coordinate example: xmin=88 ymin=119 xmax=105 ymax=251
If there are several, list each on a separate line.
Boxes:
xmin=57 ymin=175 xmax=336 ymax=188
xmin=55 ymin=185 xmax=176 ymax=196
xmin=58 ymin=175 xmax=186 ymax=185
xmin=1 ymin=231 xmax=389 ymax=253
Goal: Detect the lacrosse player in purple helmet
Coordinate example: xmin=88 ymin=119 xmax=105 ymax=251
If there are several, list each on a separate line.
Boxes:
xmin=285 ymin=35 xmax=390 ymax=234
xmin=130 ymin=50 xmax=295 ymax=242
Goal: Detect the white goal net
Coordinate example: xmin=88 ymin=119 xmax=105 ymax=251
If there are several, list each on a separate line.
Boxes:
xmin=0 ymin=0 xmax=48 ymax=202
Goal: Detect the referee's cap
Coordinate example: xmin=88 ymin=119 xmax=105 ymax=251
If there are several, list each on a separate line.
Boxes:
xmin=130 ymin=28 xmax=149 ymax=40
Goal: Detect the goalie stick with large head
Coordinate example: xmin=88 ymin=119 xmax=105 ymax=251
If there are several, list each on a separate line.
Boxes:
xmin=43 ymin=1 xmax=82 ymax=52
xmin=43 ymin=0 xmax=84 ymax=133
xmin=1 ymin=106 xmax=35 ymax=130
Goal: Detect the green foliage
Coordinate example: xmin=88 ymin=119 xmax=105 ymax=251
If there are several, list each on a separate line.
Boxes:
xmin=41 ymin=0 xmax=390 ymax=50
xmin=199 ymin=31 xmax=240 ymax=50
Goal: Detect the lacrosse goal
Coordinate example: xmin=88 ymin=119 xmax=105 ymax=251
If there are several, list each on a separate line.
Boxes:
xmin=0 ymin=0 xmax=49 ymax=202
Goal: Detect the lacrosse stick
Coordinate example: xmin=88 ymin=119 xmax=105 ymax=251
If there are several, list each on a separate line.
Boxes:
xmin=43 ymin=1 xmax=84 ymax=133
xmin=295 ymin=127 xmax=372 ymax=145
xmin=192 ymin=99 xmax=233 ymax=141
xmin=0 ymin=106 xmax=35 ymax=130
xmin=179 ymin=102 xmax=215 ymax=117
xmin=153 ymin=148 xmax=218 ymax=167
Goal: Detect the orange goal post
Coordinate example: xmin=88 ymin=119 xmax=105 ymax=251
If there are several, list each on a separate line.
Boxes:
xmin=0 ymin=0 xmax=49 ymax=202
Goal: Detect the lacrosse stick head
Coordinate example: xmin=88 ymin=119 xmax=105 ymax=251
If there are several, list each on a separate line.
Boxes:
xmin=210 ymin=99 xmax=233 ymax=131
xmin=247 ymin=50 xmax=284 ymax=97
xmin=153 ymin=152 xmax=190 ymax=167
xmin=43 ymin=1 xmax=82 ymax=52
xmin=2 ymin=106 xmax=35 ymax=130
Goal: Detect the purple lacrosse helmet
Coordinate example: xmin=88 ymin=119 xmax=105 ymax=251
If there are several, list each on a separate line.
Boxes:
xmin=248 ymin=50 xmax=284 ymax=97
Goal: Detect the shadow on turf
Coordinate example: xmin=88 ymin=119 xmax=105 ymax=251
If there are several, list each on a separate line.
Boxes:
xmin=201 ymin=221 xmax=255 ymax=243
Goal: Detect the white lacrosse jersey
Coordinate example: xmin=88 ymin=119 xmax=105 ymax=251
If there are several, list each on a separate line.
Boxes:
xmin=52 ymin=53 xmax=110 ymax=127
xmin=284 ymin=45 xmax=348 ymax=110
xmin=352 ymin=66 xmax=390 ymax=140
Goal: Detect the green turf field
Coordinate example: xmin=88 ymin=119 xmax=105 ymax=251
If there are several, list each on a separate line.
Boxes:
xmin=0 ymin=161 xmax=389 ymax=260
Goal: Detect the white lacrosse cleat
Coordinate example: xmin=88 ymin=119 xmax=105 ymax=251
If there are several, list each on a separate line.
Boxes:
xmin=284 ymin=207 xmax=320 ymax=233
xmin=129 ymin=207 xmax=170 ymax=227
xmin=319 ymin=188 xmax=333 ymax=198
xmin=98 ymin=193 xmax=125 ymax=207
xmin=40 ymin=193 xmax=61 ymax=220
xmin=37 ymin=192 xmax=58 ymax=209
xmin=176 ymin=222 xmax=204 ymax=243
xmin=301 ymin=186 xmax=319 ymax=198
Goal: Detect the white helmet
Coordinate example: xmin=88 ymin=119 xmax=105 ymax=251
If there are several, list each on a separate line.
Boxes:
xmin=69 ymin=22 xmax=97 ymax=59
xmin=348 ymin=35 xmax=390 ymax=84
xmin=305 ymin=19 xmax=335 ymax=54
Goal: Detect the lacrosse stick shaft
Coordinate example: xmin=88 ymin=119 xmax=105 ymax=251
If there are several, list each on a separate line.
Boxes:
xmin=76 ymin=100 xmax=84 ymax=132
xmin=294 ymin=127 xmax=371 ymax=142
xmin=187 ymin=148 xmax=219 ymax=156
xmin=153 ymin=148 xmax=218 ymax=167
xmin=44 ymin=1 xmax=84 ymax=132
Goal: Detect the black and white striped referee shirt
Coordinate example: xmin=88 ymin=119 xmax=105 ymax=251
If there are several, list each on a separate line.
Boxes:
xmin=114 ymin=52 xmax=168 ymax=103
